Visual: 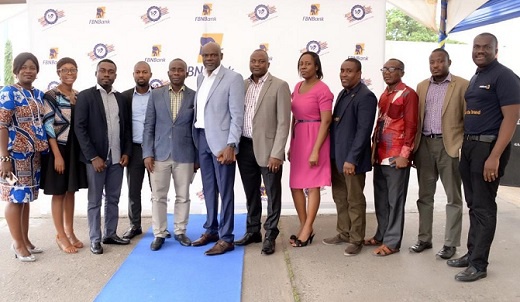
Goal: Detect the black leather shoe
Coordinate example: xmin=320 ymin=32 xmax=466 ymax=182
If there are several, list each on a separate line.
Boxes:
xmin=234 ymin=232 xmax=262 ymax=246
xmin=455 ymin=266 xmax=487 ymax=282
xmin=261 ymin=238 xmax=276 ymax=255
xmin=165 ymin=230 xmax=172 ymax=238
xmin=150 ymin=237 xmax=165 ymax=251
xmin=436 ymin=245 xmax=456 ymax=259
xmin=90 ymin=242 xmax=103 ymax=255
xmin=409 ymin=240 xmax=432 ymax=253
xmin=102 ymin=234 xmax=130 ymax=245
xmin=122 ymin=227 xmax=142 ymax=239
xmin=174 ymin=234 xmax=192 ymax=247
xmin=447 ymin=253 xmax=469 ymax=267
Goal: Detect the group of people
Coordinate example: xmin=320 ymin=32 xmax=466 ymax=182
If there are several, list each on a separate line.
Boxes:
xmin=1 ymin=33 xmax=519 ymax=283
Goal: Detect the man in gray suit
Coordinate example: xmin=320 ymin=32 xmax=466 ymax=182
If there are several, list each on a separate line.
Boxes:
xmin=142 ymin=59 xmax=197 ymax=251
xmin=234 ymin=49 xmax=291 ymax=255
xmin=192 ymin=42 xmax=244 ymax=256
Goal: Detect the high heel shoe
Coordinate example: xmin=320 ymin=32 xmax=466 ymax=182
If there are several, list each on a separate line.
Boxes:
xmin=293 ymin=234 xmax=315 ymax=247
xmin=11 ymin=244 xmax=36 ymax=262
xmin=28 ymin=246 xmax=44 ymax=254
xmin=289 ymin=235 xmax=297 ymax=244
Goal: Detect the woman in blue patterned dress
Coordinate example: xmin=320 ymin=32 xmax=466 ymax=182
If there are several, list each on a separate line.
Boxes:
xmin=0 ymin=52 xmax=48 ymax=262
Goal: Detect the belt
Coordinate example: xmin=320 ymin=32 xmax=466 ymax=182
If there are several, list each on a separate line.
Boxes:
xmin=464 ymin=134 xmax=497 ymax=143
xmin=296 ymin=119 xmax=321 ymax=123
xmin=423 ymin=133 xmax=443 ymax=139
xmin=241 ymin=136 xmax=252 ymax=142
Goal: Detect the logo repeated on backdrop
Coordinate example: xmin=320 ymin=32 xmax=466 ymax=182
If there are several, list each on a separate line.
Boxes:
xmin=43 ymin=48 xmax=59 ymax=65
xmin=361 ymin=78 xmax=372 ymax=87
xmin=144 ymin=45 xmax=166 ymax=63
xmin=88 ymin=43 xmax=115 ymax=61
xmin=300 ymin=40 xmax=328 ymax=55
xmin=89 ymin=7 xmax=110 ymax=24
xmin=248 ymin=4 xmax=277 ymax=24
xmin=141 ymin=6 xmax=170 ymax=25
xmin=345 ymin=4 xmax=373 ymax=25
xmin=303 ymin=4 xmax=324 ymax=21
xmin=197 ymin=33 xmax=223 ymax=63
xmin=38 ymin=8 xmax=66 ymax=28
xmin=348 ymin=43 xmax=368 ymax=61
xmin=47 ymin=81 xmax=59 ymax=91
xmin=195 ymin=3 xmax=216 ymax=21
xmin=259 ymin=43 xmax=273 ymax=61
xmin=150 ymin=79 xmax=169 ymax=88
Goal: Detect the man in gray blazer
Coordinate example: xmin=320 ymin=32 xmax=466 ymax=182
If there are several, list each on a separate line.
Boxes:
xmin=234 ymin=49 xmax=291 ymax=255
xmin=192 ymin=42 xmax=245 ymax=256
xmin=142 ymin=59 xmax=197 ymax=251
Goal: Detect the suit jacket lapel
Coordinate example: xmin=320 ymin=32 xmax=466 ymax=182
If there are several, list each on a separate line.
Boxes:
xmin=254 ymin=77 xmax=272 ymax=116
xmin=419 ymin=82 xmax=428 ymax=126
xmin=442 ymin=80 xmax=455 ymax=116
xmin=206 ymin=70 xmax=225 ymax=102
xmin=94 ymin=89 xmax=108 ymax=126
xmin=162 ymin=88 xmax=174 ymax=123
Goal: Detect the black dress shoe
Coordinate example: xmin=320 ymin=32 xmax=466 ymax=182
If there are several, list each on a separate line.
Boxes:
xmin=455 ymin=266 xmax=487 ymax=282
xmin=174 ymin=234 xmax=192 ymax=247
xmin=90 ymin=242 xmax=103 ymax=255
xmin=150 ymin=237 xmax=165 ymax=251
xmin=165 ymin=230 xmax=172 ymax=238
xmin=436 ymin=245 xmax=456 ymax=259
xmin=447 ymin=253 xmax=469 ymax=267
xmin=261 ymin=238 xmax=276 ymax=255
xmin=102 ymin=234 xmax=130 ymax=245
xmin=234 ymin=232 xmax=262 ymax=246
xmin=122 ymin=227 xmax=143 ymax=239
xmin=409 ymin=240 xmax=433 ymax=253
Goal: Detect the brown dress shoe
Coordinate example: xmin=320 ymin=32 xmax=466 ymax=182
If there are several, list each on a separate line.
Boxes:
xmin=205 ymin=240 xmax=235 ymax=256
xmin=192 ymin=233 xmax=219 ymax=247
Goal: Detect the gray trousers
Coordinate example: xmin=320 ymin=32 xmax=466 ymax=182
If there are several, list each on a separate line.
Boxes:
xmin=373 ymin=165 xmax=410 ymax=250
xmin=86 ymin=160 xmax=124 ymax=243
xmin=415 ymin=137 xmax=462 ymax=246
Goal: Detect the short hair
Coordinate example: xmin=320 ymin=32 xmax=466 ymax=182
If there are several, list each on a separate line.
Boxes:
xmin=388 ymin=58 xmax=405 ymax=71
xmin=97 ymin=58 xmax=117 ymax=70
xmin=13 ymin=52 xmax=39 ymax=74
xmin=344 ymin=58 xmax=362 ymax=72
xmin=431 ymin=48 xmax=450 ymax=61
xmin=252 ymin=49 xmax=269 ymax=61
xmin=477 ymin=32 xmax=498 ymax=47
xmin=298 ymin=51 xmax=323 ymax=79
xmin=170 ymin=58 xmax=187 ymax=69
xmin=56 ymin=57 xmax=77 ymax=70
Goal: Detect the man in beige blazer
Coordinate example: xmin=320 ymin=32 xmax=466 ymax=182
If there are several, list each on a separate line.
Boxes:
xmin=235 ymin=49 xmax=291 ymax=255
xmin=409 ymin=48 xmax=469 ymax=259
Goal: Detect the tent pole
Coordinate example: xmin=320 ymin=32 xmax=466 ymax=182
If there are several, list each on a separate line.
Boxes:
xmin=438 ymin=0 xmax=448 ymax=48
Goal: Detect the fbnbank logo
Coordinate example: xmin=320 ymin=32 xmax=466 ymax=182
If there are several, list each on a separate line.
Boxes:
xmin=43 ymin=48 xmax=59 ymax=65
xmin=47 ymin=81 xmax=59 ymax=91
xmin=145 ymin=45 xmax=166 ymax=63
xmin=150 ymin=79 xmax=168 ymax=88
xmin=348 ymin=43 xmax=368 ymax=60
xmin=39 ymin=9 xmax=66 ymax=28
xmin=259 ymin=43 xmax=273 ymax=61
xmin=88 ymin=43 xmax=115 ymax=61
xmin=89 ymin=7 xmax=110 ymax=24
xmin=248 ymin=4 xmax=277 ymax=24
xmin=197 ymin=33 xmax=223 ymax=63
xmin=303 ymin=4 xmax=324 ymax=21
xmin=300 ymin=40 xmax=328 ymax=55
xmin=196 ymin=3 xmax=216 ymax=21
xmin=345 ymin=4 xmax=373 ymax=24
xmin=141 ymin=6 xmax=170 ymax=25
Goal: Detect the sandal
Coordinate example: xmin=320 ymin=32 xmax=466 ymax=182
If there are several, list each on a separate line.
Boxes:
xmin=56 ymin=235 xmax=77 ymax=254
xmin=67 ymin=231 xmax=84 ymax=249
xmin=373 ymin=244 xmax=399 ymax=257
xmin=364 ymin=237 xmax=382 ymax=246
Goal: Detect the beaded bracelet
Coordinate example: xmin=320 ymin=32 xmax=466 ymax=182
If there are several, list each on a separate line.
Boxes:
xmin=0 ymin=156 xmax=12 ymax=162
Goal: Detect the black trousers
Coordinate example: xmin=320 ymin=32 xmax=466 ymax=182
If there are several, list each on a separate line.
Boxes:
xmin=236 ymin=137 xmax=282 ymax=239
xmin=126 ymin=143 xmax=150 ymax=228
xmin=459 ymin=140 xmax=511 ymax=271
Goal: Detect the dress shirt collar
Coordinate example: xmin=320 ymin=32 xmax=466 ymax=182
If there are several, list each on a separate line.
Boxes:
xmin=133 ymin=86 xmax=151 ymax=95
xmin=169 ymin=85 xmax=185 ymax=93
xmin=96 ymin=83 xmax=117 ymax=94
xmin=429 ymin=73 xmax=452 ymax=84
xmin=203 ymin=64 xmax=222 ymax=78
xmin=248 ymin=72 xmax=269 ymax=84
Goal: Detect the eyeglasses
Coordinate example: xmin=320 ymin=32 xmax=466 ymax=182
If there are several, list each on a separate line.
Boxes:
xmin=380 ymin=67 xmax=402 ymax=73
xmin=58 ymin=68 xmax=78 ymax=74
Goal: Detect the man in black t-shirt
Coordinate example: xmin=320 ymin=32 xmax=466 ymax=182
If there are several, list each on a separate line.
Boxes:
xmin=447 ymin=33 xmax=520 ymax=282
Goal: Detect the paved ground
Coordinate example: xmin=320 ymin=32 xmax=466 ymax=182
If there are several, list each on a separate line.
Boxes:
xmin=1 ymin=183 xmax=519 ymax=301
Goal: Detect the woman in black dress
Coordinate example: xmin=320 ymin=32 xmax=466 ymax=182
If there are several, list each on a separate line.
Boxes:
xmin=41 ymin=57 xmax=87 ymax=253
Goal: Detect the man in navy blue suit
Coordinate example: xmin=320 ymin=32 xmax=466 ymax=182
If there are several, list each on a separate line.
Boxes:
xmin=322 ymin=58 xmax=377 ymax=256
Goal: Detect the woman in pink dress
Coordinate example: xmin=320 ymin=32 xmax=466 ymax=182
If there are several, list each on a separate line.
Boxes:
xmin=289 ymin=51 xmax=333 ymax=247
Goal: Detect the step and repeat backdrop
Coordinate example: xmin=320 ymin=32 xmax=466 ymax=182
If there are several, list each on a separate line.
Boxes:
xmin=26 ymin=0 xmax=387 ymax=212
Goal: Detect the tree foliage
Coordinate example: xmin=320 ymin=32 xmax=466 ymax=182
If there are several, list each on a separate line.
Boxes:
xmin=4 ymin=40 xmax=14 ymax=86
xmin=386 ymin=8 xmax=438 ymax=42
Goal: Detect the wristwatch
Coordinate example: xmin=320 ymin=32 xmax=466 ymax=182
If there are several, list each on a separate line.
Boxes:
xmin=227 ymin=143 xmax=236 ymax=148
